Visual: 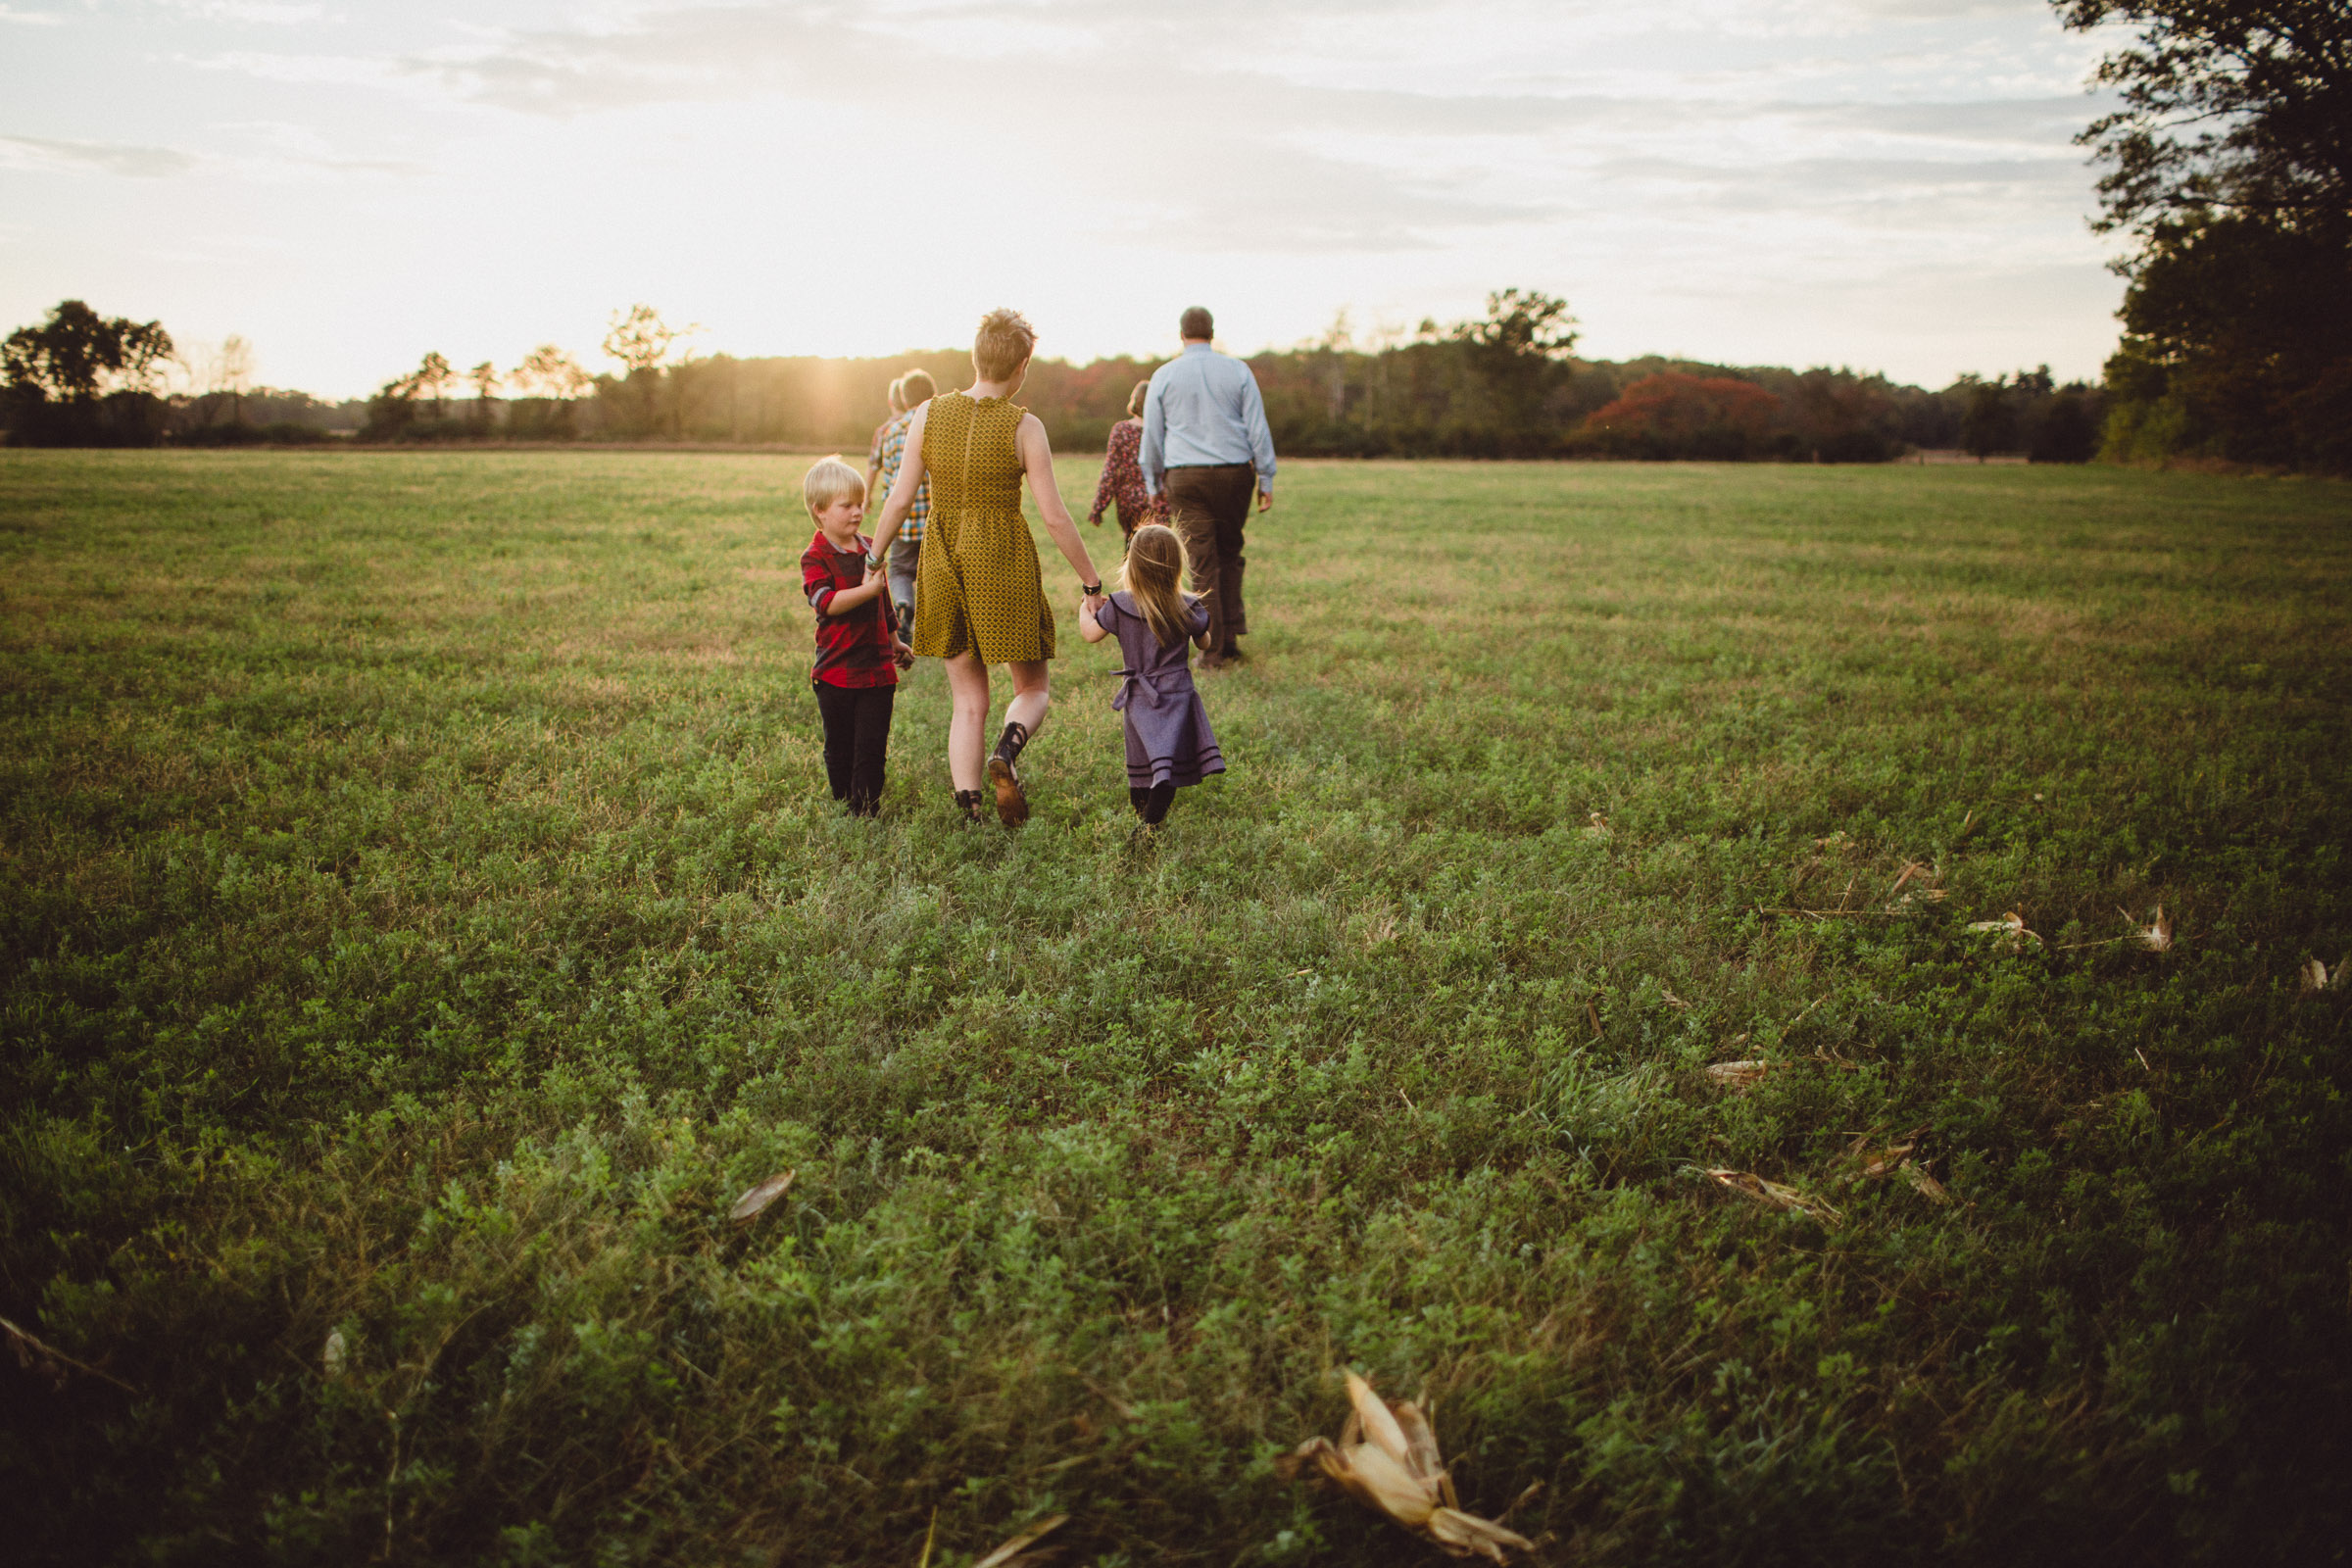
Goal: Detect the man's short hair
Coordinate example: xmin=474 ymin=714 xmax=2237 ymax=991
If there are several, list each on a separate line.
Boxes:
xmin=1179 ymin=306 xmax=1213 ymax=341
xmin=972 ymin=309 xmax=1036 ymax=381
xmin=899 ymin=368 xmax=937 ymax=406
xmin=803 ymin=455 xmax=864 ymax=520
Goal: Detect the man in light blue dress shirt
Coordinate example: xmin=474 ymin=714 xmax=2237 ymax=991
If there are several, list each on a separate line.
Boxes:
xmin=1139 ymin=306 xmax=1277 ymax=667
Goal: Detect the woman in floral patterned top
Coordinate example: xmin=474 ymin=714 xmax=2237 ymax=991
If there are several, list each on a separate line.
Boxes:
xmin=1087 ymin=379 xmax=1167 ymax=545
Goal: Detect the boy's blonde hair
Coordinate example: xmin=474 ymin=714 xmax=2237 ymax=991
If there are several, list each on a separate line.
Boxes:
xmin=803 ymin=455 xmax=864 ymax=520
xmin=1117 ymin=523 xmax=1200 ymax=650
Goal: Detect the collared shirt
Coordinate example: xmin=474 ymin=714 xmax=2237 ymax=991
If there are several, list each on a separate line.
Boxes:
xmin=1140 ymin=342 xmax=1278 ymax=498
xmin=874 ymin=409 xmax=930 ymax=545
xmin=801 ymin=529 xmax=901 ymax=688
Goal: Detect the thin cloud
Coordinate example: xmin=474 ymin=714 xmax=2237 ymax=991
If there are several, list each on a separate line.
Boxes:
xmin=0 ymin=134 xmax=201 ymax=176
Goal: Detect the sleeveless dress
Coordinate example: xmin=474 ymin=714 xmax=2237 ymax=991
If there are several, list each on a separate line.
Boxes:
xmin=911 ymin=391 xmax=1054 ymax=663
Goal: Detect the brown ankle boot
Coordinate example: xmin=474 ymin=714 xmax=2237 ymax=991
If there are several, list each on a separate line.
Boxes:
xmin=987 ymin=721 xmax=1031 ymax=827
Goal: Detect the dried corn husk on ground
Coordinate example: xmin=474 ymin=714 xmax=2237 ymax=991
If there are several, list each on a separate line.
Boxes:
xmin=1702 ymin=1167 xmax=1843 ymax=1225
xmin=1967 ymin=909 xmax=2040 ymax=951
xmin=1278 ymin=1371 xmax=1534 ymax=1562
xmin=728 ymin=1169 xmax=795 ymax=1224
xmin=971 ymin=1513 xmax=1066 ymax=1568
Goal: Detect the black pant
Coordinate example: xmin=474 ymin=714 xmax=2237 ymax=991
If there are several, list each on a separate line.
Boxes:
xmin=1164 ymin=464 xmax=1253 ymax=656
xmin=812 ymin=682 xmax=895 ymax=815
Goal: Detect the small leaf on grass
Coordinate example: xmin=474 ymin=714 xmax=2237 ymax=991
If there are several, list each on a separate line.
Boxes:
xmin=1858 ymin=1143 xmax=1915 ymax=1178
xmin=1282 ymin=1372 xmax=1535 ymax=1561
xmin=728 ymin=1170 xmax=796 ymax=1225
xmin=1584 ymin=812 xmax=1609 ymax=839
xmin=1705 ymin=1059 xmax=1772 ymax=1090
xmin=1904 ymin=1165 xmax=1952 ymax=1203
xmin=2130 ymin=905 xmax=2173 ymax=953
xmin=1661 ymin=989 xmax=1690 ymax=1010
xmin=1967 ymin=909 xmax=2040 ymax=950
xmin=2302 ymin=957 xmax=2330 ymax=993
xmin=1703 ymin=1168 xmax=1842 ymax=1226
xmin=972 ymin=1513 xmax=1066 ymax=1568
xmin=322 ymin=1329 xmax=346 ymax=1380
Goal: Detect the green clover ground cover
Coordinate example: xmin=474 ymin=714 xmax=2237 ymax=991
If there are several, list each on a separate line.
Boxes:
xmin=1 ymin=450 xmax=2347 ymax=1566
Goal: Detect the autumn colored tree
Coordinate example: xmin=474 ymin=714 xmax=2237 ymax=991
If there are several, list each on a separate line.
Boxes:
xmin=1580 ymin=372 xmax=1780 ymax=459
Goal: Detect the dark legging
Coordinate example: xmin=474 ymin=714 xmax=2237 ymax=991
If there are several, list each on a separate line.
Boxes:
xmin=813 ymin=681 xmax=895 ymax=815
xmin=1128 ymin=782 xmax=1176 ymax=824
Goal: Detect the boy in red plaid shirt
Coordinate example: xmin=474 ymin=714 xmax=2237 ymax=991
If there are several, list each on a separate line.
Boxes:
xmin=800 ymin=456 xmax=911 ymax=816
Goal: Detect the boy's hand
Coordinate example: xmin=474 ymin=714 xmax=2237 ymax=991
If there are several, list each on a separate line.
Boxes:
xmin=893 ymin=638 xmax=914 ymax=669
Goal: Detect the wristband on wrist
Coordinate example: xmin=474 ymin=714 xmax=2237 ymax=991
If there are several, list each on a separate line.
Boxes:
xmin=1082 ymin=580 xmax=1103 ymax=596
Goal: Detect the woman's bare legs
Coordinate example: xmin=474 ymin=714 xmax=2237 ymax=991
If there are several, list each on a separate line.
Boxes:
xmin=1002 ymin=660 xmax=1050 ymax=741
xmin=945 ymin=652 xmax=992 ymax=793
xmin=986 ymin=660 xmax=1051 ymax=825
xmin=947 ymin=655 xmax=1051 ymax=821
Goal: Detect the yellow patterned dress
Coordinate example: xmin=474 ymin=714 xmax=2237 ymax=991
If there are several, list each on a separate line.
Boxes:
xmin=911 ymin=391 xmax=1055 ymax=663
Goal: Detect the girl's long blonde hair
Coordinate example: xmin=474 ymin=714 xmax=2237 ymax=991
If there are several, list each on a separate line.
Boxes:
xmin=1117 ymin=523 xmax=1200 ymax=650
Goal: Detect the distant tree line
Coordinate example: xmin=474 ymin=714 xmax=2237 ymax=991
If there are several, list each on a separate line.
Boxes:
xmin=0 ymin=292 xmax=2112 ymax=466
xmin=0 ymin=300 xmax=365 ymax=447
xmin=340 ymin=293 xmax=2101 ymax=465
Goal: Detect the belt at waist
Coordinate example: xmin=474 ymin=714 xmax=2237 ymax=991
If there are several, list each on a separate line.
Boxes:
xmin=1110 ymin=665 xmax=1196 ymax=712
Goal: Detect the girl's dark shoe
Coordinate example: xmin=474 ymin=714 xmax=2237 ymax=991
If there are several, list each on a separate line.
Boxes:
xmin=955 ymin=788 xmax=987 ymax=824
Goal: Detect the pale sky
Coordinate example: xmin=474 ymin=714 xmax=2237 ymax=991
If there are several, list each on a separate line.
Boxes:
xmin=0 ymin=0 xmax=2130 ymax=399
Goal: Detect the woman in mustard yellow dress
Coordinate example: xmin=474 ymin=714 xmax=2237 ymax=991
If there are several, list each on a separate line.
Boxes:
xmin=865 ymin=309 xmax=1105 ymax=826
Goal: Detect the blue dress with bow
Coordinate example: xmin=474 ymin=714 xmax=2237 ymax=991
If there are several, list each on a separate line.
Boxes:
xmin=1095 ymin=591 xmax=1225 ymax=789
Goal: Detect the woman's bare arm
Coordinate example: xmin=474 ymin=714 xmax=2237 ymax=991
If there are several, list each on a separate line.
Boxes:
xmin=866 ymin=403 xmax=930 ymax=564
xmin=1018 ymin=413 xmax=1100 ymax=588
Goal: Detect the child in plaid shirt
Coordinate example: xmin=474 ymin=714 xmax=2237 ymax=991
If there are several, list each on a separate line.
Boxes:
xmin=801 ymin=456 xmax=911 ymax=816
xmin=872 ymin=368 xmax=935 ymax=625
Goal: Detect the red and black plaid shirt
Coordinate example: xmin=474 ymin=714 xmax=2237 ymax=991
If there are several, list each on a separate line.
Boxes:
xmin=802 ymin=530 xmax=901 ymax=688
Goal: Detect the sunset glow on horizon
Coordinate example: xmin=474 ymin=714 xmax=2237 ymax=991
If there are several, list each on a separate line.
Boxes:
xmin=2 ymin=0 xmax=2128 ymax=399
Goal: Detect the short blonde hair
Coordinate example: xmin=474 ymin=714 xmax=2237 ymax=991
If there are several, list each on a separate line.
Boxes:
xmin=887 ymin=376 xmax=906 ymax=414
xmin=973 ymin=308 xmax=1036 ymax=381
xmin=803 ymin=455 xmax=864 ymax=520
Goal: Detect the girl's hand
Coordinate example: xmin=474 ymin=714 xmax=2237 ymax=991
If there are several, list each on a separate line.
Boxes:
xmin=893 ymin=639 xmax=914 ymax=668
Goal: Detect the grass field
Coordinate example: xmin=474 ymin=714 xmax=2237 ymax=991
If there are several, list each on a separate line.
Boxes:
xmin=3 ymin=450 xmax=2349 ymax=1566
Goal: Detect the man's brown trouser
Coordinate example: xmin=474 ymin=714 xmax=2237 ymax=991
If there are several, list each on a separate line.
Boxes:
xmin=1163 ymin=464 xmax=1254 ymax=657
